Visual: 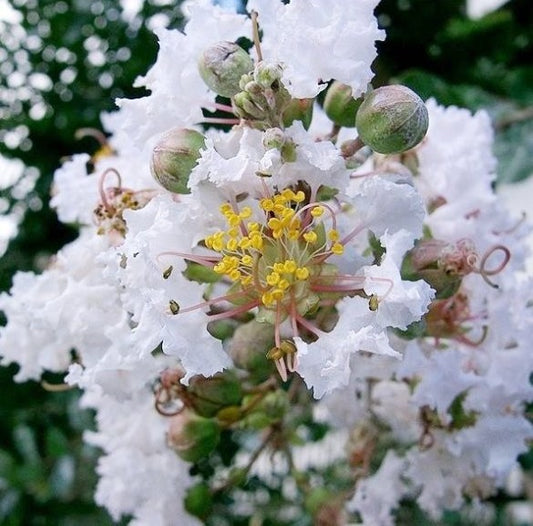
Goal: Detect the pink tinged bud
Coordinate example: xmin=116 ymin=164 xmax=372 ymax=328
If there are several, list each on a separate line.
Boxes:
xmin=151 ymin=128 xmax=205 ymax=194
xmin=355 ymin=85 xmax=429 ymax=154
xmin=167 ymin=410 xmax=220 ymax=463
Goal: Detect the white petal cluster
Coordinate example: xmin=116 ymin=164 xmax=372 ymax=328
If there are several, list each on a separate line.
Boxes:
xmin=340 ymin=102 xmax=533 ymax=523
xmin=1 ymin=2 xmax=531 ymax=525
xmin=247 ymin=0 xmax=384 ymax=98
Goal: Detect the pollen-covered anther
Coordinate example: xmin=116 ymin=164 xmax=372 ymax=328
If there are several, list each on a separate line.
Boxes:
xmin=266 ymin=339 xmax=298 ymax=381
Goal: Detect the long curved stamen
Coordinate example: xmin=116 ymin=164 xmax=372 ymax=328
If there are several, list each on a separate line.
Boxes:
xmin=99 ymin=168 xmax=122 ymax=213
xmin=177 ymin=290 xmax=253 ymax=314
xmin=293 ymin=201 xmax=339 ymax=232
xmin=473 ymin=245 xmax=511 ymax=288
xmin=456 ymin=326 xmax=489 ymax=347
xmin=205 ymin=300 xmax=261 ymax=322
xmin=294 ymin=312 xmax=323 ymax=338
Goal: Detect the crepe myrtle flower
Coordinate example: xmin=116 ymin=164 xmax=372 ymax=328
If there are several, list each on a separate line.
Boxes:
xmin=153 ymin=176 xmax=428 ymax=388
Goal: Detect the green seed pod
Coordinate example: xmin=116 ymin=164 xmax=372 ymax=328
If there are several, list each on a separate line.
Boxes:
xmin=324 ymin=81 xmax=361 ymax=128
xmin=198 ymin=41 xmax=253 ymax=98
xmin=355 ymin=85 xmax=429 ymax=154
xmin=151 ymin=128 xmax=205 ymax=194
xmin=167 ymin=410 xmax=220 ymax=463
xmin=187 ymin=371 xmax=243 ymax=418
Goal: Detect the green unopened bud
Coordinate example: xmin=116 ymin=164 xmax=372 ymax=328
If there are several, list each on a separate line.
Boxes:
xmin=167 ymin=410 xmax=220 ymax=463
xmin=233 ymin=91 xmax=265 ymax=120
xmin=227 ymin=320 xmax=274 ymax=377
xmin=324 ymin=81 xmax=362 ymax=128
xmin=282 ymin=98 xmax=314 ymax=130
xmin=198 ymin=41 xmax=253 ymax=98
xmin=187 ymin=371 xmax=243 ymax=418
xmin=355 ymin=85 xmax=428 ymax=154
xmin=258 ymin=390 xmax=289 ymax=420
xmin=254 ymin=62 xmax=283 ymax=88
xmin=151 ymin=128 xmax=205 ymax=194
xmin=184 ymin=482 xmax=213 ymax=519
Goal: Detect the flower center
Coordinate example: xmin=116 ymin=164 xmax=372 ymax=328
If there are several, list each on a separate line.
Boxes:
xmin=204 ymin=188 xmax=344 ymax=317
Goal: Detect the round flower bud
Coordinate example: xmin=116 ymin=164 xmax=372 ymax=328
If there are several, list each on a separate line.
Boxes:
xmin=198 ymin=41 xmax=253 ymax=98
xmin=187 ymin=371 xmax=243 ymax=418
xmin=151 ymin=128 xmax=205 ymax=194
xmin=184 ymin=482 xmax=213 ymax=520
xmin=355 ymin=85 xmax=429 ymax=154
xmin=167 ymin=410 xmax=220 ymax=463
xmin=324 ymin=81 xmax=361 ymax=128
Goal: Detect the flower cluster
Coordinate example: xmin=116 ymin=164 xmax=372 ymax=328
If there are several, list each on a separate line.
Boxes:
xmin=1 ymin=1 xmax=531 ymax=524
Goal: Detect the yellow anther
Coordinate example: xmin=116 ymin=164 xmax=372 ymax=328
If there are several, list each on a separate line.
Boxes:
xmin=271 ymin=288 xmax=284 ymax=300
xmin=268 ymin=217 xmax=282 ymax=230
xmin=205 ymin=236 xmax=213 ymax=249
xmin=281 ymin=188 xmax=294 ymax=201
xmin=311 ymin=206 xmax=324 ymax=217
xmin=239 ymin=207 xmax=252 ymax=219
xmin=241 ymin=255 xmax=253 ymax=266
xmin=293 ymin=191 xmax=305 ymax=203
xmin=228 ymin=214 xmax=241 ymax=227
xmin=303 ymin=231 xmax=318 ymax=244
xmin=295 ymin=267 xmax=310 ymax=280
xmin=283 ymin=260 xmax=297 ymax=273
xmin=262 ymin=291 xmax=274 ymax=305
xmin=238 ymin=237 xmax=251 ymax=249
xmin=250 ymin=236 xmax=263 ymax=249
xmin=331 ymin=242 xmax=344 ymax=255
xmin=226 ymin=238 xmax=238 ymax=251
xmin=212 ymin=238 xmax=224 ymax=251
xmin=213 ymin=262 xmax=225 ymax=274
xmin=228 ymin=227 xmax=239 ymax=238
xmin=220 ymin=203 xmax=232 ymax=214
xmin=278 ymin=279 xmax=290 ymax=290
xmin=287 ymin=229 xmax=300 ymax=240
xmin=241 ymin=275 xmax=253 ymax=286
xmin=266 ymin=272 xmax=281 ymax=286
xmin=273 ymin=262 xmax=285 ymax=273
xmin=328 ymin=229 xmax=340 ymax=241
xmin=247 ymin=222 xmax=260 ymax=232
xmin=260 ymin=198 xmax=274 ymax=211
xmin=229 ymin=269 xmax=241 ymax=281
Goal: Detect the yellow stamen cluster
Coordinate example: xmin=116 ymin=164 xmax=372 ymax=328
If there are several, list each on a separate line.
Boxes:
xmin=204 ymin=189 xmax=344 ymax=308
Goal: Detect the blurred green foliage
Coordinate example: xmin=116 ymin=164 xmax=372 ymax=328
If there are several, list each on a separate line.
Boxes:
xmin=1 ymin=0 xmax=532 ymax=524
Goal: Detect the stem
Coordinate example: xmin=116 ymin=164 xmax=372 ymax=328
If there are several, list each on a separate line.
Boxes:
xmin=251 ymin=11 xmax=263 ymax=62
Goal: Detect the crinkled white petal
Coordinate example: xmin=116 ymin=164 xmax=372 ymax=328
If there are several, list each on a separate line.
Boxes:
xmin=248 ymin=0 xmax=384 ymax=98
xmin=115 ymin=1 xmax=251 ymax=146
